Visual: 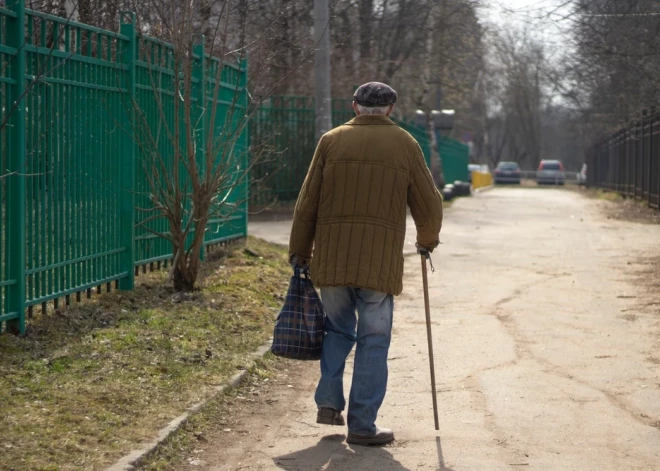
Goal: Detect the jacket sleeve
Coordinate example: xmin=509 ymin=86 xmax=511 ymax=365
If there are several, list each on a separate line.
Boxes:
xmin=289 ymin=135 xmax=327 ymax=262
xmin=407 ymin=142 xmax=443 ymax=250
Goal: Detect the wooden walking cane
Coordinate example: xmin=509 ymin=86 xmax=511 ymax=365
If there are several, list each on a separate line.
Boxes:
xmin=420 ymin=249 xmax=440 ymax=431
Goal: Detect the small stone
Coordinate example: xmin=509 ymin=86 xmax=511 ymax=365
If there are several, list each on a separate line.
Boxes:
xmin=223 ymin=428 xmax=231 ymax=432
xmin=193 ymin=431 xmax=208 ymax=442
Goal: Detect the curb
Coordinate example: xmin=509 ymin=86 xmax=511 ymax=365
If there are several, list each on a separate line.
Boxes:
xmin=473 ymin=184 xmax=495 ymax=193
xmin=105 ymin=342 xmax=273 ymax=471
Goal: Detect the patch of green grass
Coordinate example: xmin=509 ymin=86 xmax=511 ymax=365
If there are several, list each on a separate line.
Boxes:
xmin=594 ymin=188 xmax=623 ymax=201
xmin=0 ymin=237 xmax=290 ymax=471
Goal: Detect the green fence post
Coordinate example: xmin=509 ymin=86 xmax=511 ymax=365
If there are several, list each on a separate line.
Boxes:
xmin=6 ymin=0 xmax=27 ymax=335
xmin=241 ymin=57 xmax=249 ymax=237
xmin=193 ymin=39 xmax=206 ymax=261
xmin=118 ymin=12 xmax=137 ymax=290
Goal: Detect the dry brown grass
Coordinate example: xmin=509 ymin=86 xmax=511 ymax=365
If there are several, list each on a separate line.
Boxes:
xmin=0 ymin=237 xmax=290 ymax=471
xmin=581 ymin=188 xmax=660 ymax=224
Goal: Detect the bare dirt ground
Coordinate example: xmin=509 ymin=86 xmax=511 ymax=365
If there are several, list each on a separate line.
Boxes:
xmin=170 ymin=188 xmax=660 ymax=471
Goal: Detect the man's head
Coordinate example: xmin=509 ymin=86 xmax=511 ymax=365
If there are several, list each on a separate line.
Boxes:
xmin=352 ymin=82 xmax=397 ymax=116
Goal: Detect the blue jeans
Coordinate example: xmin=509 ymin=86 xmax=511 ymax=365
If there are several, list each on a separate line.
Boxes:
xmin=315 ymin=286 xmax=394 ymax=434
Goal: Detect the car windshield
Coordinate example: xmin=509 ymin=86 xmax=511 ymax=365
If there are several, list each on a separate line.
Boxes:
xmin=497 ymin=162 xmax=519 ymax=170
xmin=542 ymin=162 xmax=561 ymax=170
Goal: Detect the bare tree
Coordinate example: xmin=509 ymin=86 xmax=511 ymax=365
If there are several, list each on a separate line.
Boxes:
xmin=572 ymin=0 xmax=660 ymax=124
xmin=118 ymin=1 xmax=247 ymax=291
xmin=481 ymin=28 xmax=548 ymax=169
xmin=517 ymin=0 xmax=660 ymax=142
xmin=122 ymin=0 xmax=322 ymax=291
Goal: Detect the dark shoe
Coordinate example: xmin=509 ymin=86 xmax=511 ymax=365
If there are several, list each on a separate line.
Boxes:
xmin=316 ymin=407 xmax=345 ymax=426
xmin=347 ymin=427 xmax=394 ymax=447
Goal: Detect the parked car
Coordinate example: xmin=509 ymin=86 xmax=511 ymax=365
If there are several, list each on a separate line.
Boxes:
xmin=467 ymin=164 xmax=482 ymax=183
xmin=537 ymin=160 xmax=565 ymax=185
xmin=494 ymin=161 xmax=522 ymax=184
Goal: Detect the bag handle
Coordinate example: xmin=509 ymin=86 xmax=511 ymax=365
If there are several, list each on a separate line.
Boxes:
xmin=294 ymin=265 xmax=311 ymax=279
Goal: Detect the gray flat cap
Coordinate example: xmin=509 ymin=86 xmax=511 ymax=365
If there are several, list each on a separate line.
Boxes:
xmin=353 ymin=82 xmax=398 ymax=107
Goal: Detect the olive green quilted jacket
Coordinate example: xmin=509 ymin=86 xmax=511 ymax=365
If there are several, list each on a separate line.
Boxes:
xmin=289 ymin=114 xmax=443 ymax=295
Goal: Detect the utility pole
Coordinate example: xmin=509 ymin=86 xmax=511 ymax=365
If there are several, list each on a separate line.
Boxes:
xmin=314 ymin=0 xmax=332 ymax=142
xmin=64 ymin=0 xmax=79 ymax=21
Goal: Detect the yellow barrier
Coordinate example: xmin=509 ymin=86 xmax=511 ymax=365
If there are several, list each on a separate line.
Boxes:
xmin=472 ymin=171 xmax=493 ymax=190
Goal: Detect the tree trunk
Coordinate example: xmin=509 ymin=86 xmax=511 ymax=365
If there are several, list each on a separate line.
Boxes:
xmin=172 ymin=264 xmax=196 ymax=292
xmin=171 ymin=243 xmax=198 ymax=293
xmin=416 ymin=1 xmax=438 ymax=109
xmin=169 ymin=199 xmax=210 ymax=292
xmin=78 ymin=0 xmax=91 ymax=25
xmin=358 ymin=0 xmax=373 ymax=79
xmin=237 ymin=0 xmax=248 ymax=49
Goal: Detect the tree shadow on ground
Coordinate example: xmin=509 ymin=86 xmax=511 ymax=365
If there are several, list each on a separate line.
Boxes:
xmin=273 ymin=434 xmax=412 ymax=471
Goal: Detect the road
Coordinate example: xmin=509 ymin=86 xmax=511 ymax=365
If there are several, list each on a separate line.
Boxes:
xmin=177 ymin=188 xmax=660 ymax=471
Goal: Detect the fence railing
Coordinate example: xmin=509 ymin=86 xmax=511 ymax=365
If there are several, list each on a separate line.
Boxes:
xmin=588 ymin=111 xmax=660 ymax=209
xmin=249 ymin=96 xmax=433 ymax=206
xmin=0 ymin=5 xmax=248 ymax=334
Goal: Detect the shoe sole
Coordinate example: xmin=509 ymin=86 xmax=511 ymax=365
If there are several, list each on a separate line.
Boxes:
xmin=346 ymin=435 xmax=394 ymax=447
xmin=316 ymin=416 xmax=345 ymax=426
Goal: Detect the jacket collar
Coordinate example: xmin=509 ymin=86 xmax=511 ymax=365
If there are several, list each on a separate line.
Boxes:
xmin=346 ymin=114 xmax=397 ymax=126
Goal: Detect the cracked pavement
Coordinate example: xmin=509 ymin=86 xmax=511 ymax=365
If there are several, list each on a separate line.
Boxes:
xmin=175 ymin=188 xmax=660 ymax=470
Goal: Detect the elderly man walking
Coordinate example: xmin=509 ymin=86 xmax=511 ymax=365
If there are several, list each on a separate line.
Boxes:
xmin=289 ymin=82 xmax=443 ymax=446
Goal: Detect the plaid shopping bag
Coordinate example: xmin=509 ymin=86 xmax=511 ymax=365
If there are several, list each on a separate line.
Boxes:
xmin=271 ymin=266 xmax=325 ymax=360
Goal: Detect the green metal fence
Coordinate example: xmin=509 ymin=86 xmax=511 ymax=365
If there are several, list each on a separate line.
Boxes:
xmin=437 ymin=135 xmax=469 ymax=184
xmin=0 ymin=4 xmax=248 ymax=334
xmin=250 ymin=96 xmax=432 ymax=206
xmin=250 ymin=96 xmax=316 ymax=204
xmin=396 ymin=118 xmax=432 ymax=166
